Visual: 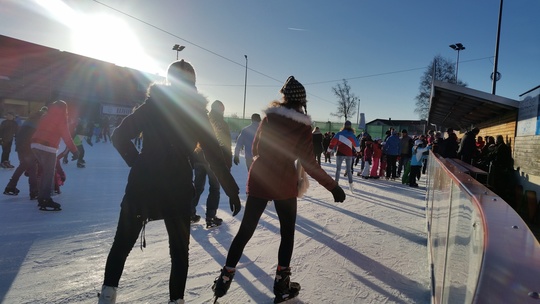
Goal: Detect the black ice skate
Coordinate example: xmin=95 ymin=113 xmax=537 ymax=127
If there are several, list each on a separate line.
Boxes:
xmin=38 ymin=198 xmax=62 ymax=211
xmin=190 ymin=214 xmax=201 ymax=224
xmin=212 ymin=266 xmax=235 ymax=303
xmin=273 ymin=267 xmax=301 ymax=303
xmin=206 ymin=217 xmax=223 ymax=229
xmin=4 ymin=186 xmax=20 ymax=195
xmin=77 ymin=162 xmax=85 ymax=168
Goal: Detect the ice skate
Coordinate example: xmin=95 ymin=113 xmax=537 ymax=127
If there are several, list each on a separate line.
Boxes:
xmin=190 ymin=214 xmax=201 ymax=224
xmin=273 ymin=266 xmax=301 ymax=303
xmin=212 ymin=266 xmax=235 ymax=301
xmin=38 ymin=198 xmax=62 ymax=211
xmin=97 ymin=285 xmax=117 ymax=304
xmin=4 ymin=186 xmax=20 ymax=195
xmin=206 ymin=216 xmax=223 ymax=229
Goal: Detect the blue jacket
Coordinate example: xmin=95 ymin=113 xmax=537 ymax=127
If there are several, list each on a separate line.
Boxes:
xmin=410 ymin=145 xmax=431 ymax=166
xmin=234 ymin=121 xmax=260 ymax=159
xmin=383 ymin=133 xmax=400 ymax=156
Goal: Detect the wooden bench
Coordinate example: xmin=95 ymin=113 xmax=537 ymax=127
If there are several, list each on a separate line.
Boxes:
xmin=451 ymin=158 xmax=489 ymax=185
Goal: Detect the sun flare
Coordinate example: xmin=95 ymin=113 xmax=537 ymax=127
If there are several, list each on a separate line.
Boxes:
xmin=35 ymin=0 xmax=161 ymax=73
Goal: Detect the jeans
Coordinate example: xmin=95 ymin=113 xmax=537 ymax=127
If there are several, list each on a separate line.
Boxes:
xmin=103 ymin=207 xmax=190 ymax=301
xmin=335 ymin=155 xmax=354 ymax=184
xmin=32 ymin=148 xmax=57 ymax=200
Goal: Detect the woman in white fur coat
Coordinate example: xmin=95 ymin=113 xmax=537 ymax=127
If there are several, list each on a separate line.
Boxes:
xmin=212 ymin=76 xmax=346 ymax=303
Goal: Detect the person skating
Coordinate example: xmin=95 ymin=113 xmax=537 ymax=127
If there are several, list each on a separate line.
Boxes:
xmin=327 ymin=121 xmax=360 ymax=192
xmin=3 ymin=107 xmax=47 ymax=198
xmin=233 ymin=113 xmax=261 ymax=171
xmin=0 ymin=112 xmax=19 ymax=168
xmin=97 ymin=60 xmax=241 ymax=304
xmin=31 ymin=99 xmax=79 ymax=211
xmin=212 ymin=76 xmax=345 ymax=304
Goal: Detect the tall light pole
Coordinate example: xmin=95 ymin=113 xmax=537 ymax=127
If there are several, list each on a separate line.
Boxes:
xmin=492 ymin=0 xmax=503 ymax=94
xmin=449 ymin=43 xmax=465 ymax=83
xmin=172 ymin=44 xmax=185 ymax=60
xmin=242 ymin=55 xmax=248 ymax=120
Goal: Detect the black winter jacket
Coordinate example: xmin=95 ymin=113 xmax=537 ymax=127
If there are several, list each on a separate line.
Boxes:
xmin=112 ymin=84 xmax=239 ymax=221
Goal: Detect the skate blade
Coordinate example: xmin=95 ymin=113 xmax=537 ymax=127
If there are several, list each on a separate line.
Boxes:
xmin=39 ymin=206 xmax=62 ymax=211
xmin=3 ymin=192 xmax=18 ymax=196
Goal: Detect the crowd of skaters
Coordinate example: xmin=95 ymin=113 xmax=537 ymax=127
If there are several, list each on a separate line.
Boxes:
xmin=312 ymin=124 xmax=514 ymax=196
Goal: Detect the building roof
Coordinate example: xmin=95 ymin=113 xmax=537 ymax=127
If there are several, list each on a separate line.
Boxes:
xmin=428 ymin=80 xmax=519 ymax=131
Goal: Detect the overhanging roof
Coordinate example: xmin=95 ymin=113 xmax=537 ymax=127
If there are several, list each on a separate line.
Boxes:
xmin=428 ymin=80 xmax=519 ymax=131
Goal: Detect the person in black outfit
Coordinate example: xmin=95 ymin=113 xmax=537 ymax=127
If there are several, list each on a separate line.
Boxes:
xmin=457 ymin=127 xmax=480 ymax=164
xmin=312 ymin=127 xmax=324 ymax=165
xmin=3 ymin=108 xmax=47 ymax=198
xmin=0 ymin=112 xmax=19 ymax=168
xmin=98 ymin=60 xmax=241 ymax=304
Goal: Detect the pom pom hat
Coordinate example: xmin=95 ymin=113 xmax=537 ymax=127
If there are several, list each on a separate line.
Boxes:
xmin=280 ymin=76 xmax=307 ymax=108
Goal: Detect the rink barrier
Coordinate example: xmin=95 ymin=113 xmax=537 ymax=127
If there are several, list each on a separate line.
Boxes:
xmin=426 ymin=152 xmax=540 ymax=303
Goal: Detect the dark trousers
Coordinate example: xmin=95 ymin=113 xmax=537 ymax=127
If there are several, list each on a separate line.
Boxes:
xmin=398 ymin=154 xmax=410 ymax=175
xmin=7 ymin=149 xmax=38 ymax=193
xmin=226 ymin=196 xmax=297 ymax=268
xmin=314 ymin=152 xmax=322 ymax=165
xmin=103 ymin=207 xmax=190 ymax=301
xmin=191 ymin=162 xmax=220 ymax=219
xmin=32 ymin=148 xmax=56 ymax=200
xmin=385 ymin=155 xmax=398 ymax=178
xmin=1 ymin=140 xmax=13 ymax=162
xmin=410 ymin=165 xmax=421 ymax=186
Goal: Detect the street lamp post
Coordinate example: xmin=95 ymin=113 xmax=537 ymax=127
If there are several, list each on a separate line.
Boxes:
xmin=449 ymin=43 xmax=465 ymax=83
xmin=492 ymin=0 xmax=503 ymax=94
xmin=242 ymin=55 xmax=248 ymax=120
xmin=172 ymin=44 xmax=185 ymax=60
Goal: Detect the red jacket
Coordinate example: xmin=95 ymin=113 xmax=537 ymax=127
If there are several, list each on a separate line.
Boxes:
xmin=31 ymin=100 xmax=77 ymax=153
xmin=247 ymin=105 xmax=337 ymax=200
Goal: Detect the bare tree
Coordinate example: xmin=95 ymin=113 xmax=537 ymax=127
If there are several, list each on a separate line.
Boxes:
xmin=415 ymin=55 xmax=467 ymax=120
xmin=331 ymin=79 xmax=359 ymax=121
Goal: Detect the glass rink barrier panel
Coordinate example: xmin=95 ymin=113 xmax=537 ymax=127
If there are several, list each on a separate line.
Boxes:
xmin=426 ymin=152 xmax=540 ymax=304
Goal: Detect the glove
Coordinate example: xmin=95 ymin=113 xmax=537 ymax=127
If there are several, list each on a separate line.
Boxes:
xmin=233 ymin=155 xmax=240 ymax=166
xmin=330 ymin=185 xmax=346 ymax=203
xmin=229 ymin=195 xmax=241 ymax=216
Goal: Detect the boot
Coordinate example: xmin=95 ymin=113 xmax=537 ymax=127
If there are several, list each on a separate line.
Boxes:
xmin=273 ymin=266 xmax=301 ymax=303
xmin=38 ymin=198 xmax=62 ymax=211
xmin=206 ymin=216 xmax=223 ymax=229
xmin=98 ymin=285 xmax=117 ymax=304
xmin=212 ymin=266 xmax=235 ymax=298
xmin=4 ymin=186 xmax=20 ymax=195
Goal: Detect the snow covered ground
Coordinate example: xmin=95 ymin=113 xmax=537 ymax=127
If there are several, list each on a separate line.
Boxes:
xmin=0 ymin=142 xmax=430 ymax=304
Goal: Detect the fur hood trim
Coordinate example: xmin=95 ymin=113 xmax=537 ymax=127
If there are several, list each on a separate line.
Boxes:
xmin=264 ymin=104 xmax=312 ymax=126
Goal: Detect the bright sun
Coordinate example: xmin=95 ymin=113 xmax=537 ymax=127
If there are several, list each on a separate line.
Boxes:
xmin=35 ymin=0 xmax=161 ymax=73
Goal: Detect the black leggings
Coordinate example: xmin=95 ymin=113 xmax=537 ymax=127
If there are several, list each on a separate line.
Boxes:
xmin=226 ymin=196 xmax=297 ymax=268
xmin=103 ymin=207 xmax=190 ymax=301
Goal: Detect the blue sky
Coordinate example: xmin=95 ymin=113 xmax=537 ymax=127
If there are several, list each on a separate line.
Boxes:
xmin=1 ymin=0 xmax=539 ymax=123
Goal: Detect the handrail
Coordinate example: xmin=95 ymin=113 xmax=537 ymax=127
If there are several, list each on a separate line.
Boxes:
xmin=426 ymin=152 xmax=540 ymax=303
